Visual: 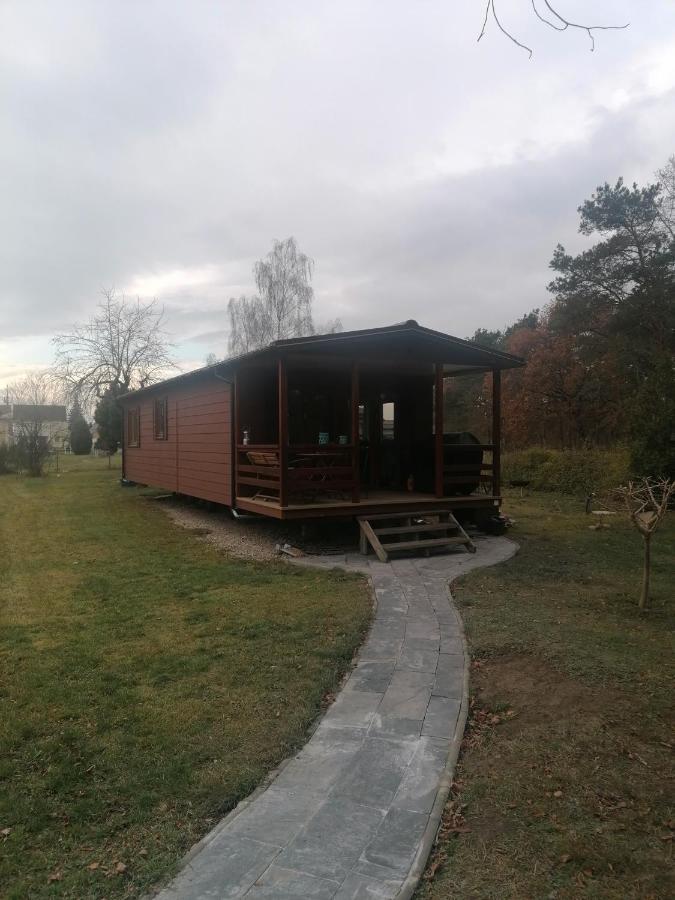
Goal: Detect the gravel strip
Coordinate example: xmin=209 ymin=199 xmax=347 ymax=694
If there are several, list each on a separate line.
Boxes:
xmin=156 ymin=497 xmax=360 ymax=562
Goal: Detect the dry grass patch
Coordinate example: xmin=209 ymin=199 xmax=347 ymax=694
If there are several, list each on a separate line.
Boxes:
xmin=420 ymin=492 xmax=674 ymax=900
xmin=0 ymin=455 xmax=371 ymax=898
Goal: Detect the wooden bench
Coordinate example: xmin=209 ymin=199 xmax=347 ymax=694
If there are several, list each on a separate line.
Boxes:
xmin=247 ymin=450 xmax=279 ymax=467
xmin=242 ymin=450 xmax=280 ymax=502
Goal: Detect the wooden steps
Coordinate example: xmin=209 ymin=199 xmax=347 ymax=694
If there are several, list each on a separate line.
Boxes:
xmin=381 ymin=536 xmax=469 ymax=552
xmin=358 ymin=510 xmax=476 ymax=562
xmin=375 ymin=522 xmax=456 ymax=536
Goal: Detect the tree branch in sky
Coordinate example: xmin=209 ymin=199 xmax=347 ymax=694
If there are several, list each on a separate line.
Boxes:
xmin=478 ymin=1 xmax=629 ymax=57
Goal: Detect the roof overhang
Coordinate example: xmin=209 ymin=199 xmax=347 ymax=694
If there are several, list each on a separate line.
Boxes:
xmin=120 ymin=320 xmax=525 ymax=400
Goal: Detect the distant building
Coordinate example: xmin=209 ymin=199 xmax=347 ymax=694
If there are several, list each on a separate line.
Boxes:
xmin=0 ymin=405 xmax=8 ymax=445
xmin=0 ymin=404 xmax=69 ymax=449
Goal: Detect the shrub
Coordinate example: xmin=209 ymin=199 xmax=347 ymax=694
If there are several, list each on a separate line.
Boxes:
xmin=628 ymin=360 xmax=675 ymax=480
xmin=502 ymin=447 xmax=632 ymax=495
xmin=14 ymin=426 xmax=51 ymax=476
xmin=0 ymin=442 xmax=16 ymax=474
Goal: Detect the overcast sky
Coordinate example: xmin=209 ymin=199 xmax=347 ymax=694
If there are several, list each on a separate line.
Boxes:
xmin=2 ymin=0 xmax=675 ymax=387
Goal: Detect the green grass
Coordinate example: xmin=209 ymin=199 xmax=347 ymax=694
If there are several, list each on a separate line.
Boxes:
xmin=0 ymin=455 xmax=371 ymax=898
xmin=421 ymin=491 xmax=674 ymax=900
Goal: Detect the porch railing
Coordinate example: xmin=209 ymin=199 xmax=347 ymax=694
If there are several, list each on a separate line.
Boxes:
xmin=287 ymin=444 xmax=356 ymax=501
xmin=236 ymin=443 xmax=358 ymax=505
xmin=236 ymin=442 xmax=499 ymax=506
xmin=235 ymin=444 xmax=281 ymax=502
xmin=442 ymin=444 xmax=498 ymax=496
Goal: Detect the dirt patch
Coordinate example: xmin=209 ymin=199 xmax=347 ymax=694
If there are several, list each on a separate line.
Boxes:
xmin=421 ymin=652 xmax=674 ymax=899
xmin=472 ymin=653 xmax=619 ymax=732
xmin=157 ymin=496 xmax=361 ymax=562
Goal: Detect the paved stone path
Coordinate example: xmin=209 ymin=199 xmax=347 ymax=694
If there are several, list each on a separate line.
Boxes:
xmin=155 ymin=536 xmax=517 ymax=900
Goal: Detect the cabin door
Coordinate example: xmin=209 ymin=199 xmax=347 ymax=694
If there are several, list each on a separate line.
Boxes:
xmin=360 ymin=378 xmax=421 ymax=491
xmin=378 ymin=395 xmax=401 ymax=489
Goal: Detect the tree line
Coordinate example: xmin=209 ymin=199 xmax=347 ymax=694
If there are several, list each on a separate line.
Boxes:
xmin=2 ymin=156 xmax=673 ymax=480
xmin=448 ymin=156 xmax=675 ymax=479
xmin=1 ymin=237 xmax=326 ymax=467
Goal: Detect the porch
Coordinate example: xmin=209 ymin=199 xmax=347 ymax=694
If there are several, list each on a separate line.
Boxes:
xmin=235 ymin=487 xmax=501 ymax=519
xmin=233 ymin=341 xmax=504 ymax=520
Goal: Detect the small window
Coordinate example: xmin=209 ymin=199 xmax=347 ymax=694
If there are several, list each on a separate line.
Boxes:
xmin=153 ymin=397 xmax=168 ymax=440
xmin=127 ymin=407 xmax=140 ymax=447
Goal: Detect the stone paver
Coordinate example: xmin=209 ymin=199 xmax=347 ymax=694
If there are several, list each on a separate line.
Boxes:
xmin=154 ymin=536 xmax=517 ymax=899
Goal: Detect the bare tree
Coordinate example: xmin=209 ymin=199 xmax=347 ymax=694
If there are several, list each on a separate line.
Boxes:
xmin=13 ymin=421 xmax=50 ymax=476
xmin=478 ymin=1 xmax=629 ymax=58
xmin=53 ymin=289 xmax=175 ymax=404
xmin=7 ymin=372 xmax=67 ymax=476
xmin=227 ymin=237 xmax=342 ymax=356
xmin=7 ymin=371 xmax=66 ymax=406
xmin=612 ymin=478 xmax=674 ymax=610
xmin=656 ymin=155 xmax=675 ymax=240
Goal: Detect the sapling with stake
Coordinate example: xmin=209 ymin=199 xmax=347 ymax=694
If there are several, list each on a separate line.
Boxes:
xmin=612 ymin=478 xmax=674 ymax=610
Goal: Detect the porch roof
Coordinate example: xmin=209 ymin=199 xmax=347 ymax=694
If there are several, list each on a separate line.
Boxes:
xmin=270 ymin=320 xmax=524 ymax=372
xmin=121 ymin=319 xmax=524 ymax=400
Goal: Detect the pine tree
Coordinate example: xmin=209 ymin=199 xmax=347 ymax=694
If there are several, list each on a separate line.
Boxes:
xmin=69 ymin=400 xmax=93 ymax=455
xmin=94 ymin=389 xmax=122 ymax=454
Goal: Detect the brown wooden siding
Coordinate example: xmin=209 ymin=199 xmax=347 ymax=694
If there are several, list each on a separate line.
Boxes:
xmin=123 ymin=376 xmax=232 ymax=506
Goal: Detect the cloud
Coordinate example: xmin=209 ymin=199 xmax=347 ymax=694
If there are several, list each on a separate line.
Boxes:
xmin=1 ymin=0 xmax=675 ymax=385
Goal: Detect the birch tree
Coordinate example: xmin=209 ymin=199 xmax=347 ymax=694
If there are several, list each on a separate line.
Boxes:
xmin=227 ymin=237 xmax=341 ymax=356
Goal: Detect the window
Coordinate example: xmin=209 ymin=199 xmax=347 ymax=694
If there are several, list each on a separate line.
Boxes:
xmin=381 ymin=401 xmax=395 ymax=441
xmin=153 ymin=397 xmax=168 ymax=440
xmin=358 ymin=402 xmax=369 ymax=441
xmin=127 ymin=407 xmax=140 ymax=447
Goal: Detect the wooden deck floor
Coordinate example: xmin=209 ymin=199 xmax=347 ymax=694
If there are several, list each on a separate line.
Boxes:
xmin=235 ymin=489 xmax=501 ymax=520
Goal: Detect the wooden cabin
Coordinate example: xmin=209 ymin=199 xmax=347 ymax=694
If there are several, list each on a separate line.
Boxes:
xmin=120 ymin=321 xmax=524 ymax=526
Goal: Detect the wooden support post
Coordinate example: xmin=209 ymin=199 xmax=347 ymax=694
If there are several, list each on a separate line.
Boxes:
xmin=358 ymin=517 xmax=389 ymax=563
xmin=359 ymin=524 xmax=369 ymax=555
xmin=434 ymin=363 xmax=444 ymax=498
xmin=278 ymin=358 xmax=288 ymax=507
xmin=234 ymin=372 xmax=240 ymax=502
xmin=175 ymin=397 xmax=179 ymax=492
xmin=492 ymin=368 xmax=501 ymax=496
xmin=351 ymin=361 xmax=360 ymax=503
xmin=121 ymin=405 xmax=126 ymax=479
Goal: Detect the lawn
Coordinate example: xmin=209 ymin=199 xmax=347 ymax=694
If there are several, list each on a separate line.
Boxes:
xmin=420 ymin=492 xmax=674 ymax=900
xmin=0 ymin=455 xmax=371 ymax=899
